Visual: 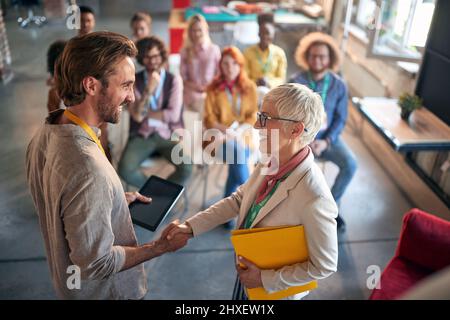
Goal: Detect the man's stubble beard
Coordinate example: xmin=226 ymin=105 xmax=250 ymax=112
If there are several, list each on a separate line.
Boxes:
xmin=95 ymin=87 xmax=123 ymax=124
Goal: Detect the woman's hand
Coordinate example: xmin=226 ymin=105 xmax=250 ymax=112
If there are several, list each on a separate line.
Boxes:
xmin=165 ymin=219 xmax=194 ymax=241
xmin=213 ymin=122 xmax=228 ymax=134
xmin=194 ymin=83 xmax=206 ymax=93
xmin=236 ymin=256 xmax=263 ymax=289
xmin=185 ymin=81 xmax=206 ymax=93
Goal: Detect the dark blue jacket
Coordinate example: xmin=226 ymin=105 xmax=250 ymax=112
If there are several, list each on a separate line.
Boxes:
xmin=290 ymin=71 xmax=348 ymax=144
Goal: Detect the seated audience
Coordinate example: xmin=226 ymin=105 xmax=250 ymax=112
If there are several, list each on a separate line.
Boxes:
xmin=118 ymin=36 xmax=192 ymax=188
xmin=203 ymin=46 xmax=258 ymax=227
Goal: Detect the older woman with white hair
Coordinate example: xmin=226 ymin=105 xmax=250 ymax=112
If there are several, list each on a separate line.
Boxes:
xmin=165 ymin=83 xmax=338 ymax=300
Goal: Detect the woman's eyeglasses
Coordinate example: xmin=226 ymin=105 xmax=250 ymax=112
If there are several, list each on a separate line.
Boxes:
xmin=257 ymin=112 xmax=308 ymax=132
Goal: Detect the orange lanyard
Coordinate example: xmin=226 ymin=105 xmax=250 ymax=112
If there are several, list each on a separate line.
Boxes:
xmin=63 ymin=109 xmax=106 ymax=156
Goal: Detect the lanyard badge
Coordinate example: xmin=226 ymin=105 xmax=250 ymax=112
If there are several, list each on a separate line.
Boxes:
xmin=256 ymin=46 xmax=273 ymax=75
xmin=225 ymin=87 xmax=241 ymax=116
xmin=63 ymin=109 xmax=106 ymax=156
xmin=308 ymin=72 xmax=330 ymax=105
xmin=308 ymin=72 xmax=331 ymax=130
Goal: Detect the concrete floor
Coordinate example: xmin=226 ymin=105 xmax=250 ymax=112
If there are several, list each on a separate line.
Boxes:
xmin=0 ymin=3 xmax=418 ymax=300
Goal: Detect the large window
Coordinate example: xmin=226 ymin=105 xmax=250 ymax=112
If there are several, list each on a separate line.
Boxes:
xmin=345 ymin=0 xmax=436 ymax=62
xmin=353 ymin=0 xmax=378 ymax=30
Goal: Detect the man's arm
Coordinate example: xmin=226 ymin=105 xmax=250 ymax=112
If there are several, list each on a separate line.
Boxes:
xmin=120 ymin=226 xmax=188 ymax=271
xmin=129 ymin=72 xmax=160 ymax=123
xmin=120 ymin=195 xmax=188 ymax=271
xmin=323 ymin=82 xmax=348 ymax=144
xmin=63 ymin=176 xmax=187 ymax=279
xmin=62 ymin=174 xmax=128 ymax=280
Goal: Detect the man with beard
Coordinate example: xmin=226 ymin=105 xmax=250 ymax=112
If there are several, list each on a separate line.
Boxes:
xmin=26 ymin=32 xmax=187 ymax=299
xmin=290 ymin=32 xmax=357 ymax=232
xmin=76 ymin=6 xmax=113 ymax=161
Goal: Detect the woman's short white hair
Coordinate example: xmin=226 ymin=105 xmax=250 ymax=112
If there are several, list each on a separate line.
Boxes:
xmin=263 ymin=83 xmax=325 ymax=146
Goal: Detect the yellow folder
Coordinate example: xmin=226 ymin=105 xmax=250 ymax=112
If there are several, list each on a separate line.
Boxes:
xmin=230 ymin=225 xmax=318 ymax=300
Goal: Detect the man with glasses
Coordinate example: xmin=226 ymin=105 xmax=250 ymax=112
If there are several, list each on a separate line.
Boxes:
xmin=290 ymin=32 xmax=357 ymax=231
xmin=118 ymin=36 xmax=192 ymax=189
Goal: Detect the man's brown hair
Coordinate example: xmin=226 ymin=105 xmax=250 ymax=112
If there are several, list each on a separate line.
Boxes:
xmin=136 ymin=36 xmax=168 ymax=67
xmin=55 ymin=31 xmax=137 ymax=106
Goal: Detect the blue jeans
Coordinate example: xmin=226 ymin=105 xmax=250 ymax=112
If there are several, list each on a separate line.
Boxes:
xmin=219 ymin=140 xmax=250 ymax=197
xmin=317 ymin=137 xmax=357 ymax=204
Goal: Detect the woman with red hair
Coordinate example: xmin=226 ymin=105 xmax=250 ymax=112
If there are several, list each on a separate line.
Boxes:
xmin=203 ymin=46 xmax=258 ymax=228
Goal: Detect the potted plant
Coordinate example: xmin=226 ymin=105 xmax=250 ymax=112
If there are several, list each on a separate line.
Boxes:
xmin=398 ymin=93 xmax=423 ymax=121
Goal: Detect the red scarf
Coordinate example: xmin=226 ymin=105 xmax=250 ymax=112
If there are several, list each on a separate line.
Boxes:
xmin=218 ymin=78 xmax=236 ymax=92
xmin=255 ymin=147 xmax=310 ymax=204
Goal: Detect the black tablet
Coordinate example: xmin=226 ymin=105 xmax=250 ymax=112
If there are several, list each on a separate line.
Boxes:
xmin=129 ymin=175 xmax=184 ymax=231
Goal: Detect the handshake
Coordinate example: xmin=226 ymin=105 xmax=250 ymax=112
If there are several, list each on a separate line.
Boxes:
xmin=153 ymin=220 xmax=194 ymax=254
xmin=153 ymin=219 xmax=264 ymax=289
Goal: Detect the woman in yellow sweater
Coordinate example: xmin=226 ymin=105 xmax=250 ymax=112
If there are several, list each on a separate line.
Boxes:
xmin=204 ymin=46 xmax=258 ymax=226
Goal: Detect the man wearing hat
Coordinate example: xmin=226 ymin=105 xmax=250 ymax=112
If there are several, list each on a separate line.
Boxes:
xmin=290 ymin=32 xmax=357 ymax=231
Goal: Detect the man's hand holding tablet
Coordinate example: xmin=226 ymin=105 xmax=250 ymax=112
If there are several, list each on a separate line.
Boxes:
xmin=128 ymin=176 xmax=185 ymax=232
xmin=125 ymin=191 xmax=152 ymax=206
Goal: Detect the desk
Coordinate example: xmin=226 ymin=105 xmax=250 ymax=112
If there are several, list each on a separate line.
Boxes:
xmin=352 ymin=97 xmax=450 ymax=207
xmin=169 ymin=8 xmax=325 ymax=54
xmin=352 ymin=97 xmax=450 ymax=152
xmin=184 ymin=7 xmax=324 ymax=25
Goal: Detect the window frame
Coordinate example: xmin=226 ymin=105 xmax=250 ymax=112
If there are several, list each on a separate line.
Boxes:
xmin=366 ymin=0 xmax=424 ymax=63
xmin=344 ymin=0 xmax=435 ymax=63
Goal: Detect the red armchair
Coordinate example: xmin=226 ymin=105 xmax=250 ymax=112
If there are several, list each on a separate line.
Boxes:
xmin=369 ymin=208 xmax=450 ymax=300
